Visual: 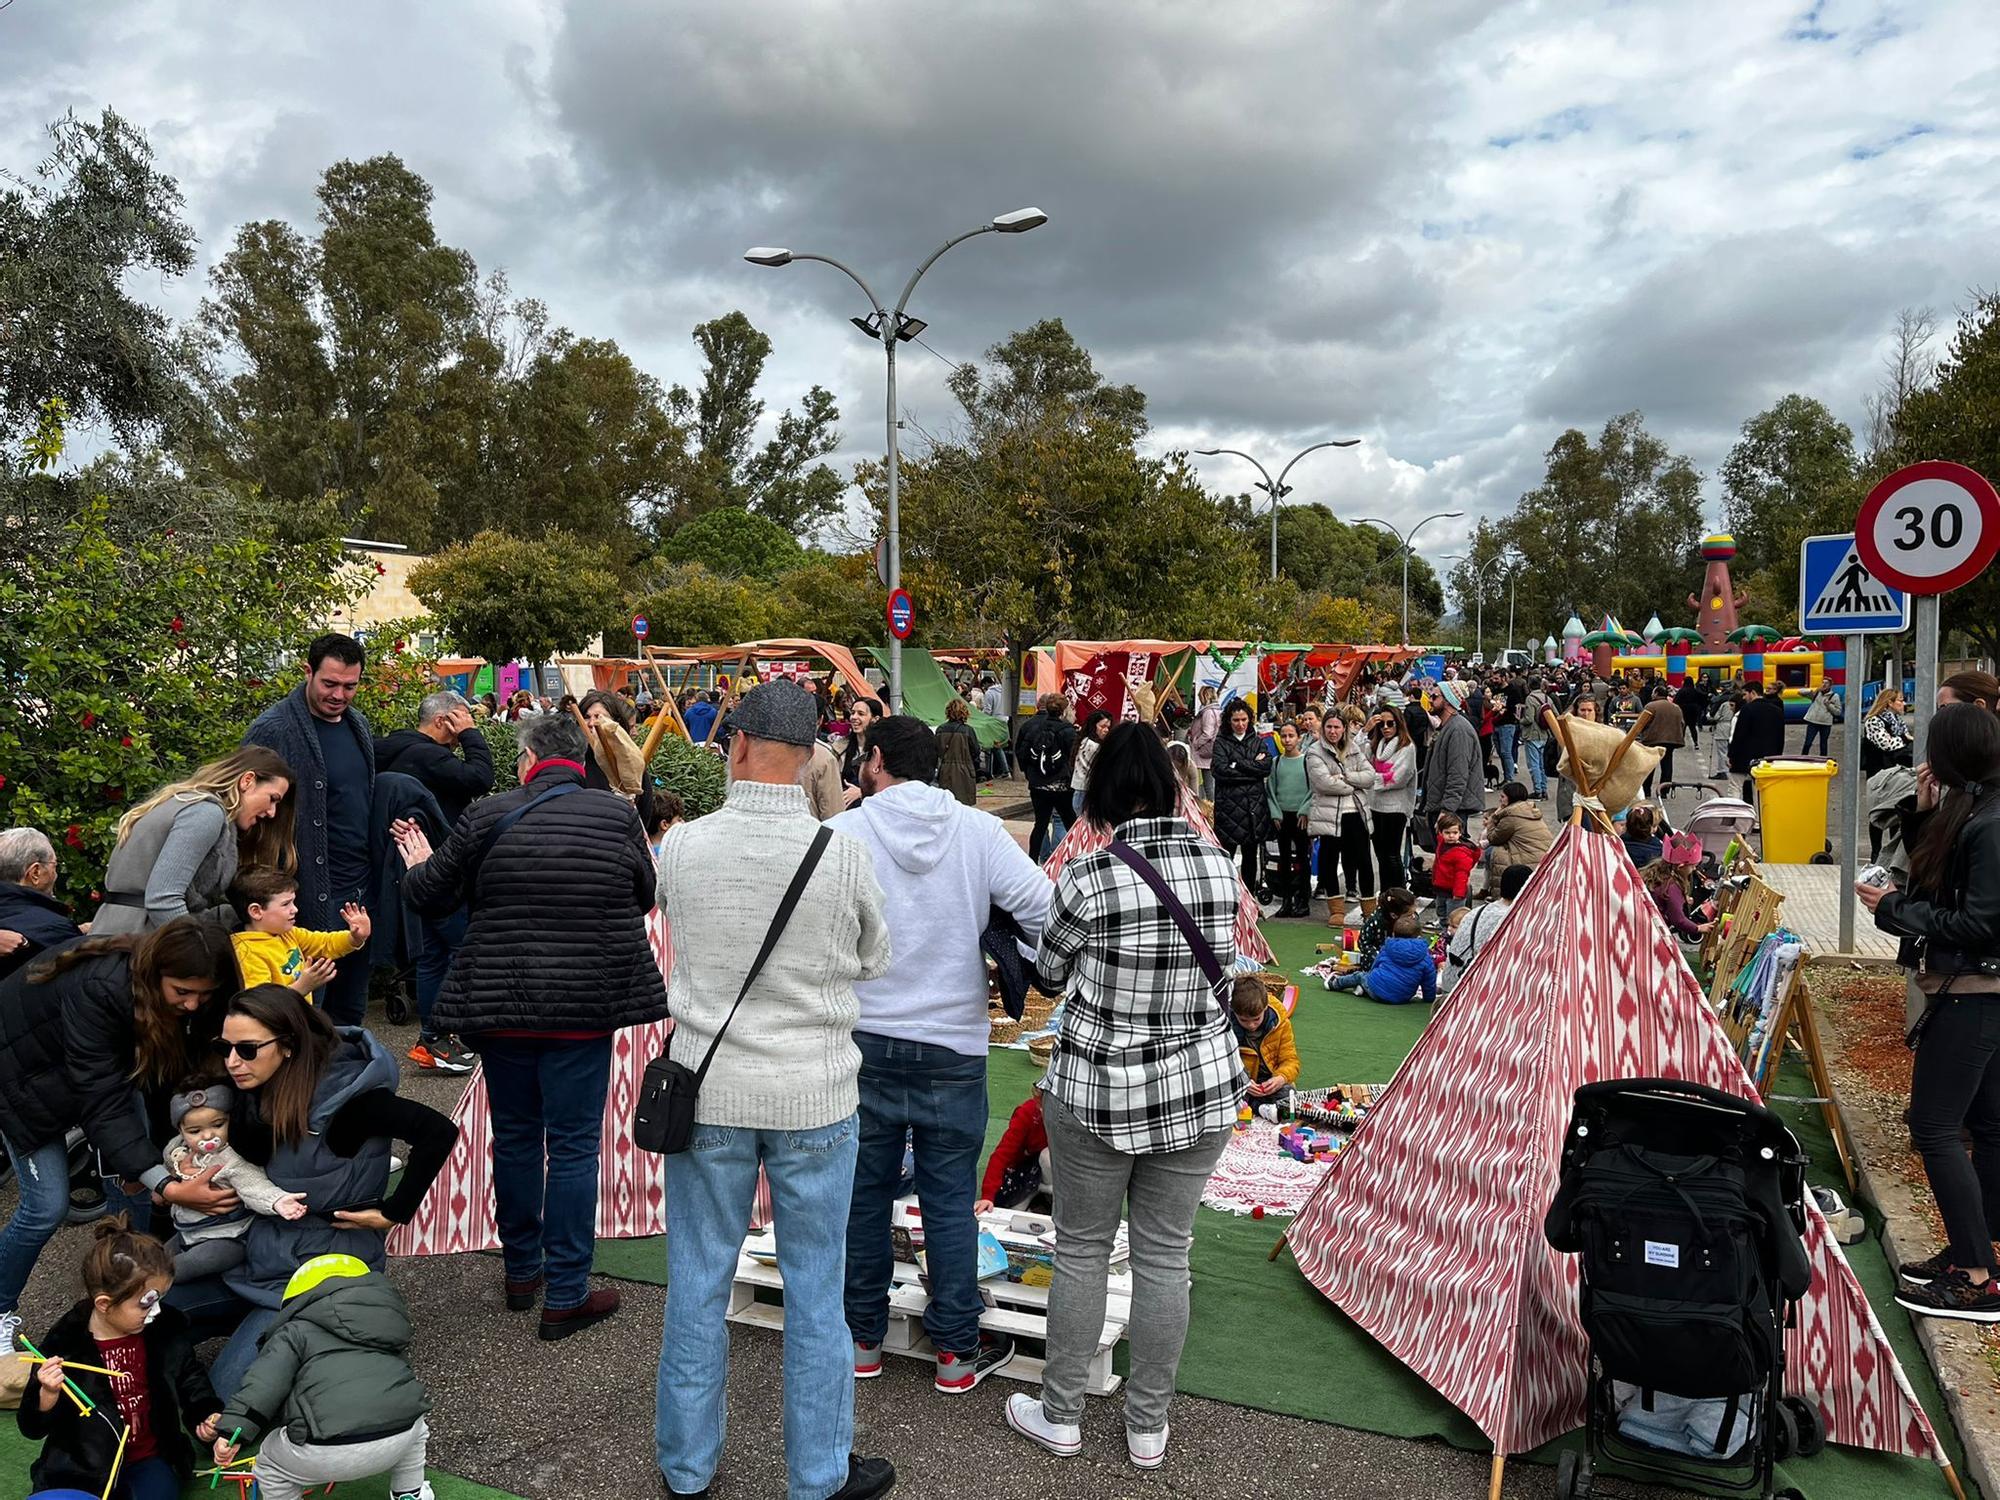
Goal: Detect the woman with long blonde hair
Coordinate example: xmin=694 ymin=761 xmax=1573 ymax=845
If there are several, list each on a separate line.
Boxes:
xmin=92 ymin=746 xmax=295 ymax=935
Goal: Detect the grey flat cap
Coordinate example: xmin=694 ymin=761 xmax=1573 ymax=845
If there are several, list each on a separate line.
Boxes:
xmin=730 ymin=681 xmax=820 ymax=747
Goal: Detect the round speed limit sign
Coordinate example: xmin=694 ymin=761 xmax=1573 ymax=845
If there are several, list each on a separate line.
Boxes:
xmin=1856 ymin=460 xmax=2000 ymax=595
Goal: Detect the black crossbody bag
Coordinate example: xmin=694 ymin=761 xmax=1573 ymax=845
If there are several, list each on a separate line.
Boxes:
xmin=634 ymin=826 xmax=833 ymax=1154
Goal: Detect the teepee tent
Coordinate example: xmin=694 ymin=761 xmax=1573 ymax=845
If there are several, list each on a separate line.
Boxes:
xmin=1282 ymin=821 xmax=1951 ymax=1485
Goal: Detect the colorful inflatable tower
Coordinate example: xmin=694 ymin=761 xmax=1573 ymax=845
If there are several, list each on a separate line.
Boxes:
xmin=1690 ymin=533 xmax=1746 ymax=653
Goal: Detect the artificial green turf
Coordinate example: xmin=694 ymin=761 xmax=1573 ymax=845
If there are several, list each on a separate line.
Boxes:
xmin=0 ymin=1416 xmax=519 ymax=1500
xmin=594 ymin=914 xmax=1974 ymax=1497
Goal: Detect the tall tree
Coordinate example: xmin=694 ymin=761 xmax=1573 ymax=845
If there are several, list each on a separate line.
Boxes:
xmin=661 ymin=506 xmax=803 ymax=581
xmin=0 ymin=109 xmax=196 ymax=446
xmin=887 ymin=321 xmax=1263 ymax=665
xmin=1721 ymin=394 xmax=1859 ymax=596
xmin=408 ymin=530 xmax=622 ymax=666
xmin=1889 ymin=292 xmax=2000 ymax=662
xmin=653 ymin=311 xmax=845 ymax=538
xmin=1275 ymin=502 xmax=1442 ymax=618
xmin=1479 ymin=413 xmax=1706 ymax=639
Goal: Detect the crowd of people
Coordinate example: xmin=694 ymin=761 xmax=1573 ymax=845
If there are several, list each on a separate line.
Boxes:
xmin=4 ymin=628 xmax=1999 ymax=1498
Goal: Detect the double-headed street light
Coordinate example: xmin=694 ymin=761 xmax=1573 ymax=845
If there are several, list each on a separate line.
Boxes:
xmin=1193 ymin=441 xmax=1360 ymax=582
xmin=744 ymin=207 xmax=1048 ymax=711
xmin=1356 ymin=510 xmax=1466 ymax=645
xmin=1447 ymin=549 xmax=1524 ymax=659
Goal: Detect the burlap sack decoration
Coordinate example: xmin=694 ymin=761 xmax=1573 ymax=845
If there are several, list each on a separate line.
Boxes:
xmin=594 ymin=718 xmax=649 ymax=798
xmin=1556 ymin=714 xmax=1662 ymax=816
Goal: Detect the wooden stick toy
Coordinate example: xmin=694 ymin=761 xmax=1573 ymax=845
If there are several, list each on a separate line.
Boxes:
xmin=15 ymin=1354 xmax=130 ymax=1380
xmin=100 ymin=1419 xmax=129 ymax=1500
xmin=16 ymin=1335 xmax=92 ymax=1414
xmin=212 ymin=1426 xmax=243 ymax=1488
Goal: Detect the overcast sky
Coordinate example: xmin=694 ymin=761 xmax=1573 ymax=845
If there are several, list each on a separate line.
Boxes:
xmin=6 ymin=0 xmax=1995 ymax=591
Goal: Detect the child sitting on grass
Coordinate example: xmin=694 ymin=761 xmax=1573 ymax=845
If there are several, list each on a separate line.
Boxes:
xmin=1328 ymin=912 xmax=1437 ymax=1005
xmin=212 ymin=1254 xmax=433 ymax=1500
xmin=974 ymin=1092 xmax=1050 ymax=1215
xmin=228 ymin=867 xmax=370 ymax=996
xmin=1229 ymin=976 xmax=1300 ymax=1109
xmin=1428 ymin=813 xmax=1478 ymax=928
xmin=18 ymin=1217 xmax=224 ymax=1500
xmin=1353 ymin=887 xmax=1416 ymax=970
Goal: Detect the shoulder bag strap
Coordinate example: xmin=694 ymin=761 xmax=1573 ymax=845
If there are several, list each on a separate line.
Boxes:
xmin=1104 ymin=838 xmax=1226 ymax=993
xmin=694 ymin=825 xmax=834 ymax=1086
xmin=472 ymin=782 xmax=582 ymax=891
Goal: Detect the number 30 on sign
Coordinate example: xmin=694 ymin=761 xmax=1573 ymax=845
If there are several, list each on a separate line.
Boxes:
xmin=1856 ymin=460 xmax=2000 ymax=596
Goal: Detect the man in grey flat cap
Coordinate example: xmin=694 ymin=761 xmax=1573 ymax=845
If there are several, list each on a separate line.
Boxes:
xmin=653 ymin=680 xmax=899 ymax=1500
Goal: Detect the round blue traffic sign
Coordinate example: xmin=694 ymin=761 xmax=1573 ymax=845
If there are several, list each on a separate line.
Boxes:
xmin=886 ymin=588 xmax=914 ymax=641
xmin=631 ymin=615 xmax=649 ymax=639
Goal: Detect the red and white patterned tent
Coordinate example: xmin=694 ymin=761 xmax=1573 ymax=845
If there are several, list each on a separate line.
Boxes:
xmin=1284 ymin=822 xmax=1947 ymax=1472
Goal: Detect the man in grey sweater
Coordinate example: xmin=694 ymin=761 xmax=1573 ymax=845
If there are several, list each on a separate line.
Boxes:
xmin=654 ymin=682 xmax=897 ymax=1500
xmin=1421 ymin=681 xmax=1485 ymax=842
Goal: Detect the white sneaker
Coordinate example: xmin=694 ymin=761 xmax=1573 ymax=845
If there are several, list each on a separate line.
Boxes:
xmin=1128 ymin=1424 xmax=1170 ymax=1469
xmin=1004 ymin=1392 xmax=1081 ymax=1457
xmin=0 ymin=1311 xmax=19 ymax=1356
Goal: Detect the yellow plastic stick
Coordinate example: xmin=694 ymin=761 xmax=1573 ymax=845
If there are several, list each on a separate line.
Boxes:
xmin=15 ymin=1355 xmax=130 ymax=1379
xmin=100 ymin=1421 xmax=129 ymax=1500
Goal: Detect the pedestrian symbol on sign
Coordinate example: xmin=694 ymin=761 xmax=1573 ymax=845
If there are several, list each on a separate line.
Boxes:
xmin=1809 ymin=544 xmax=1895 ymax=620
xmin=1797 ymin=533 xmax=1906 ymax=635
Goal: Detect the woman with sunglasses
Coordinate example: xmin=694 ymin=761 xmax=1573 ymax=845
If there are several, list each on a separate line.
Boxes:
xmin=0 ymin=918 xmax=240 ymax=1357
xmin=172 ymin=985 xmax=457 ymax=1398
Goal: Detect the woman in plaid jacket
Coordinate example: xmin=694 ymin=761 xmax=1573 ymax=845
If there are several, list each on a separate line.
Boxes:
xmin=1004 ymin=724 xmax=1246 ymax=1472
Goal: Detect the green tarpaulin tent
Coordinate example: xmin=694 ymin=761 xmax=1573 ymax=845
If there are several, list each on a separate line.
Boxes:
xmin=864 ymin=647 xmax=1011 ymax=747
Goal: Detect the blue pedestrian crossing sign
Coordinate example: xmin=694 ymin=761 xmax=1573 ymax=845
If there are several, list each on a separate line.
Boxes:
xmin=1799 ymin=533 xmax=1907 ymax=634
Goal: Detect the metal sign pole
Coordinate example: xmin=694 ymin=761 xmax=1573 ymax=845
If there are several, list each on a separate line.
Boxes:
xmin=1911 ymin=593 xmax=1940 ymax=767
xmin=1839 ymin=632 xmax=1865 ymax=954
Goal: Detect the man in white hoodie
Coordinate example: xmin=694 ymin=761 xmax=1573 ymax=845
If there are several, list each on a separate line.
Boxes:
xmin=832 ymin=714 xmax=1052 ymax=1396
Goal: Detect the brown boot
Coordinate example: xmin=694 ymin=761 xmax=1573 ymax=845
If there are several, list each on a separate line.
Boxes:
xmin=1359 ymin=895 xmax=1379 ymax=922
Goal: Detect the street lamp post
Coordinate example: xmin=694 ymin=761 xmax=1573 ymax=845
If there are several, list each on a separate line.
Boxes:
xmin=1445 ymin=551 xmax=1515 ymax=659
xmin=745 ymin=207 xmax=1047 ymax=712
xmin=1193 ymin=440 xmax=1360 ymax=582
xmin=1357 ymin=511 xmax=1466 ymax=645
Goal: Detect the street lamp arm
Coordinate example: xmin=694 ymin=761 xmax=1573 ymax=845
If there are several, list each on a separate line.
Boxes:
xmin=894 ymin=225 xmax=997 ymax=317
xmin=1354 ymin=516 xmax=1404 ymax=546
xmin=1405 ymin=510 xmax=1466 ymax=550
xmin=1275 ymin=438 xmax=1360 ymax=490
xmin=786 ymin=252 xmax=888 ymax=319
xmin=1194 ymin=447 xmax=1277 ymax=492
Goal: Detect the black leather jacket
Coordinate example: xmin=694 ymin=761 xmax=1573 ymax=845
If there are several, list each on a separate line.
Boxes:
xmin=1876 ymin=795 xmax=2000 ymax=974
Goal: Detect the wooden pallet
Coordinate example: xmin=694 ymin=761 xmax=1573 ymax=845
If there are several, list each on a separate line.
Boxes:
xmin=729 ymin=1199 xmax=1131 ymax=1395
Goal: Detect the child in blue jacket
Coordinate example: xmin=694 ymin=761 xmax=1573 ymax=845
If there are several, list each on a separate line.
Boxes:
xmin=1330 ymin=911 xmax=1437 ymax=1004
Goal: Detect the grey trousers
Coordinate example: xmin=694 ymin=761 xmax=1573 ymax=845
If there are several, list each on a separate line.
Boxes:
xmin=251 ymin=1418 xmax=429 ymax=1500
xmin=1039 ymin=1093 xmax=1230 ymax=1434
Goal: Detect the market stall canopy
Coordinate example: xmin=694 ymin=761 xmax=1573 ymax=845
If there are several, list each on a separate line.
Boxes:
xmin=644 ymin=638 xmax=876 ymax=699
xmin=863 ymin=646 xmax=1011 ymax=747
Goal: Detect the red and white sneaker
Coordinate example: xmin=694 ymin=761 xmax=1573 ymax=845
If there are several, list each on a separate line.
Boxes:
xmin=935 ymin=1333 xmax=1015 ymax=1394
xmin=853 ymin=1339 xmax=883 ymax=1379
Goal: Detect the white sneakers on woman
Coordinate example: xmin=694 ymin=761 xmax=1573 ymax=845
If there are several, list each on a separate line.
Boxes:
xmin=1003 ymin=1392 xmax=1170 ymax=1469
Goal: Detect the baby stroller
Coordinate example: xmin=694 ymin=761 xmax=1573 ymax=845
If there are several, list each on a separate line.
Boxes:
xmin=1682 ymin=793 xmax=1759 ymax=865
xmin=1544 ymin=1079 xmax=1823 ymax=1500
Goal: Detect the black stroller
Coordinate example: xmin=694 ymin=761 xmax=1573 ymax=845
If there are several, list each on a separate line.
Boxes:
xmin=1545 ymin=1079 xmax=1825 ymax=1500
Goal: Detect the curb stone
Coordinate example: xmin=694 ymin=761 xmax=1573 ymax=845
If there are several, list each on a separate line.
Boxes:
xmin=1822 ymin=994 xmax=1999 ymax=1500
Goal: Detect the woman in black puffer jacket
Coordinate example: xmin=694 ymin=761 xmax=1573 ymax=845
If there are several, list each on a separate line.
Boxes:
xmin=1864 ymin=704 xmax=2000 ymax=1323
xmin=1209 ymin=699 xmax=1271 ymax=888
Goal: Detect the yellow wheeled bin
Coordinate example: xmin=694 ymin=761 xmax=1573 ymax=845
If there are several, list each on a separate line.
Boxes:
xmin=1749 ymin=757 xmax=1837 ymax=864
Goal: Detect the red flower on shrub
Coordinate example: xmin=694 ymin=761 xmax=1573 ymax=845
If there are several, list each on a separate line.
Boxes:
xmin=105 ymin=787 xmax=122 ymax=802
xmin=170 ymin=616 xmax=184 ymax=632
xmin=119 ymin=735 xmax=133 ymax=747
xmin=64 ymin=824 xmax=83 ymax=848
xmin=80 ymin=711 xmax=96 ymax=729
xmin=375 ymin=563 xmax=387 ymax=575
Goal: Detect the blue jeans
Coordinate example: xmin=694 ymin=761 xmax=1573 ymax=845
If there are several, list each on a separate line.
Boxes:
xmin=657 ymin=1114 xmax=859 ymax=1500
xmin=163 ymin=1272 xmax=275 ymax=1399
xmin=846 ymin=1034 xmax=987 ymax=1355
xmin=478 ymin=1034 xmax=613 ymax=1311
xmin=406 ymin=902 xmax=468 ymax=1038
xmin=1522 ymin=736 xmax=1549 ymax=797
xmin=0 ymin=1134 xmax=70 ymax=1314
xmin=1495 ymin=723 xmax=1518 ymax=779
xmin=121 ymin=1455 xmax=181 ymax=1500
